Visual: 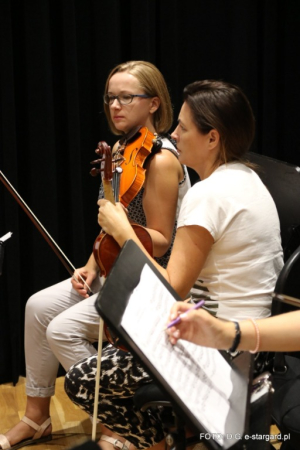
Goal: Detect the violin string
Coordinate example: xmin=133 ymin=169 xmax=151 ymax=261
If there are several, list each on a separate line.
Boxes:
xmin=0 ymin=171 xmax=93 ymax=294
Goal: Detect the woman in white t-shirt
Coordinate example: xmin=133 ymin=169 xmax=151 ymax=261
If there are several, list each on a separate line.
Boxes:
xmin=65 ymin=80 xmax=283 ymax=450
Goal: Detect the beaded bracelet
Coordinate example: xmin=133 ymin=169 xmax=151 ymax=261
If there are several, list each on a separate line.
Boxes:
xmin=249 ymin=318 xmax=260 ymax=354
xmin=228 ymin=321 xmax=241 ymax=353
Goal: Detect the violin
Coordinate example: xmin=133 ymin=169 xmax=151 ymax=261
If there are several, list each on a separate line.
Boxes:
xmin=90 ymin=127 xmax=162 ymax=277
xmin=90 ymin=127 xmax=162 ymax=351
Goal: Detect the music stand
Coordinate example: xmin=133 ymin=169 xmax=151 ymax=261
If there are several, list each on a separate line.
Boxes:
xmin=95 ymin=240 xmax=253 ymax=450
xmin=0 ymin=232 xmax=12 ymax=276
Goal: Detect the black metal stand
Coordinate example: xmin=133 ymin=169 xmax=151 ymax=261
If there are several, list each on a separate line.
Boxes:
xmin=0 ymin=232 xmax=13 ymax=276
xmin=0 ymin=241 xmax=5 ymax=276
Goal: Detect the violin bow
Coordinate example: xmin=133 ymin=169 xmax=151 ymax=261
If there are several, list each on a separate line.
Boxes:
xmin=0 ymin=170 xmax=93 ymax=294
xmin=90 ymin=143 xmax=115 ymax=440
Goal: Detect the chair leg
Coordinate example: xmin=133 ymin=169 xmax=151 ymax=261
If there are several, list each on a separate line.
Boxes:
xmin=165 ymin=421 xmax=186 ymax=450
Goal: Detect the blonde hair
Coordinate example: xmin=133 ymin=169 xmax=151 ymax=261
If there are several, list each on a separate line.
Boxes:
xmin=104 ymin=61 xmax=173 ymax=135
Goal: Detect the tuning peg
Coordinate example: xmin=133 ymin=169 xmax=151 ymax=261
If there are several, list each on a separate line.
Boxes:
xmin=90 ymin=158 xmax=104 ymax=165
xmin=90 ymin=167 xmax=101 ymax=177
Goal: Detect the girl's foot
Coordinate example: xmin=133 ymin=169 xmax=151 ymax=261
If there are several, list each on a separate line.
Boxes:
xmin=0 ymin=416 xmax=52 ymax=449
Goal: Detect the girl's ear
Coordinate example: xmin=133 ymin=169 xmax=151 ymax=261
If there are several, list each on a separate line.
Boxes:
xmin=149 ymin=96 xmax=160 ymax=114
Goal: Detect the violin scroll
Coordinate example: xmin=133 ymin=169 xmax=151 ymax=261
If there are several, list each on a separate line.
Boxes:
xmin=90 ymin=141 xmax=112 ymax=178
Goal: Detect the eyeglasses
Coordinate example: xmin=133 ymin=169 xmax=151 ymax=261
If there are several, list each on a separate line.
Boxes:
xmin=103 ymin=93 xmax=151 ymax=105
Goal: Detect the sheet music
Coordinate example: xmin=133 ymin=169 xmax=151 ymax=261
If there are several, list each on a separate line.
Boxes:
xmin=121 ymin=264 xmax=233 ymax=441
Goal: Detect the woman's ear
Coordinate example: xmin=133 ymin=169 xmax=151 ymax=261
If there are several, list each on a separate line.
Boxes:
xmin=208 ymin=129 xmax=220 ymax=149
xmin=149 ymin=96 xmax=160 ymax=114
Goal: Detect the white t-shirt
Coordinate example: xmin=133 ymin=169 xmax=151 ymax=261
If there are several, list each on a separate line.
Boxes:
xmin=177 ymin=162 xmax=283 ymax=321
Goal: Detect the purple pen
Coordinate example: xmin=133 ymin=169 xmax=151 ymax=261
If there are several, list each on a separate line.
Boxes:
xmin=164 ymin=299 xmax=205 ymax=330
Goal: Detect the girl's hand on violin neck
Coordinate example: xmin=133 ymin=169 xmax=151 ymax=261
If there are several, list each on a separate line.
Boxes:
xmin=97 ymin=199 xmax=134 ymax=246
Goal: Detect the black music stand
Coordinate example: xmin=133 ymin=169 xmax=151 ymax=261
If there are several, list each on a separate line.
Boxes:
xmin=0 ymin=232 xmax=12 ymax=276
xmin=95 ymin=240 xmax=253 ymax=450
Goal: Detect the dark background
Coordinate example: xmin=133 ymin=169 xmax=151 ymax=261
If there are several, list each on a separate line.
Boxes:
xmin=0 ymin=0 xmax=299 ymax=384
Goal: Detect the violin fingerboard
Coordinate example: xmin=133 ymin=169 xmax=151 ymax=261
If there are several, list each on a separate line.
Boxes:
xmin=103 ymin=180 xmax=115 ymax=204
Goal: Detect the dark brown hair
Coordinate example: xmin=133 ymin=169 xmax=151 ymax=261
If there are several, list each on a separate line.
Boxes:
xmin=183 ymin=80 xmax=256 ymax=168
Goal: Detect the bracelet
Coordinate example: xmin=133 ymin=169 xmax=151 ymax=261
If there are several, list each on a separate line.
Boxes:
xmin=249 ymin=318 xmax=260 ymax=354
xmin=228 ymin=321 xmax=241 ymax=353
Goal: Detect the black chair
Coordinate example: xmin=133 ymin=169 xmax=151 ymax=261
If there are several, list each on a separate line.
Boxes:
xmin=247 ymin=152 xmax=300 ymax=260
xmin=133 ymin=383 xmax=198 ymax=450
xmin=269 ymin=244 xmax=300 ymax=450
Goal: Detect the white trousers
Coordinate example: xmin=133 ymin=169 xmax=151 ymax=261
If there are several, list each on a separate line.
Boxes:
xmin=24 ymin=276 xmax=102 ymax=397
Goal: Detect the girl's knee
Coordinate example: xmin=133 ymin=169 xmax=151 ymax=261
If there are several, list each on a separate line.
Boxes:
xmin=46 ymin=315 xmax=64 ymax=349
xmin=26 ymin=292 xmax=43 ymax=317
xmin=25 ymin=292 xmax=52 ymax=328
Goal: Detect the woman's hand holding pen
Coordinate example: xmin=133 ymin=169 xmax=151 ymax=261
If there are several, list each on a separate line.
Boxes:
xmin=166 ymin=301 xmax=234 ymax=349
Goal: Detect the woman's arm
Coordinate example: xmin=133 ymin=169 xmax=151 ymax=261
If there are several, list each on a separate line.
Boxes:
xmin=166 ymin=302 xmax=300 ymax=352
xmin=165 ymin=224 xmax=213 ymax=298
xmin=238 ymin=311 xmax=300 ymax=352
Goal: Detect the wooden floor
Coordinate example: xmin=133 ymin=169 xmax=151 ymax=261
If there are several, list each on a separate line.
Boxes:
xmin=0 ymin=376 xmax=100 ymax=450
xmin=270 ymin=425 xmax=282 ymax=449
xmin=0 ymin=376 xmax=282 ymax=450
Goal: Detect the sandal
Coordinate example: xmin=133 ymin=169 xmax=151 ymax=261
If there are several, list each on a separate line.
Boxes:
xmin=0 ymin=416 xmax=52 ymax=450
xmin=100 ymin=435 xmax=131 ymax=450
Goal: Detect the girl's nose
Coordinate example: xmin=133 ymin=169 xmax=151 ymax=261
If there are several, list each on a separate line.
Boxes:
xmin=111 ymin=98 xmax=121 ymax=108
